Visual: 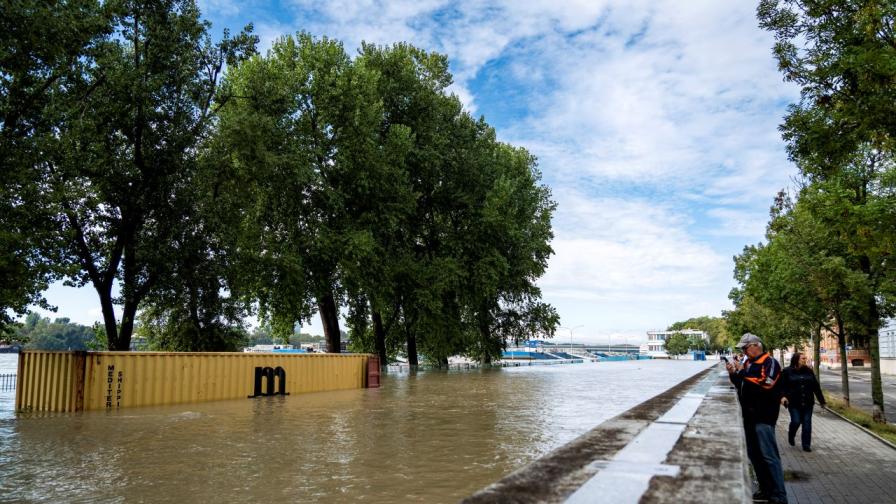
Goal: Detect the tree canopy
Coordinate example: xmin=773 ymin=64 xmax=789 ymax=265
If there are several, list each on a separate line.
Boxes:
xmin=751 ymin=0 xmax=896 ymax=421
xmin=2 ymin=3 xmax=558 ymax=364
xmin=664 ymin=333 xmax=690 ymax=357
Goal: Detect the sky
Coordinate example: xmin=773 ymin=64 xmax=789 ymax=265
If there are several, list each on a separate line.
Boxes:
xmin=33 ymin=0 xmax=800 ymax=345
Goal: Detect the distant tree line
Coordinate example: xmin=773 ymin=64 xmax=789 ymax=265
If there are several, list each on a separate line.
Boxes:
xmin=3 ymin=312 xmax=328 ymax=352
xmin=667 ymin=316 xmax=730 ymax=352
xmin=0 ymin=1 xmax=558 ymax=366
xmin=8 ymin=313 xmax=102 ymax=351
xmin=725 ymin=1 xmax=896 ymax=423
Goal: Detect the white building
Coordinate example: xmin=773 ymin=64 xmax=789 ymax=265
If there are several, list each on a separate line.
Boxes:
xmin=880 ymin=319 xmax=896 ymax=375
xmin=639 ymin=329 xmax=709 ymax=358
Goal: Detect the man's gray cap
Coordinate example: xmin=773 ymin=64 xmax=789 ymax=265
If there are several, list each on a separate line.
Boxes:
xmin=736 ymin=333 xmax=762 ymax=349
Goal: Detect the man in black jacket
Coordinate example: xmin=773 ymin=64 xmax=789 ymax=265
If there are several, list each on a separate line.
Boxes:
xmin=727 ymin=333 xmax=787 ymax=504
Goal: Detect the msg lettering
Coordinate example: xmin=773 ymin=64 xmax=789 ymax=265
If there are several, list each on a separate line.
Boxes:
xmin=106 ymin=365 xmax=123 ymax=409
xmin=105 ymin=365 xmax=114 ymax=408
xmin=248 ymin=366 xmax=288 ymax=398
xmin=117 ymin=371 xmax=123 ymax=407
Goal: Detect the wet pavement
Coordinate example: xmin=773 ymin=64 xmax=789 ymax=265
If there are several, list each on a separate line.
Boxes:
xmin=776 ymin=403 xmax=896 ymax=503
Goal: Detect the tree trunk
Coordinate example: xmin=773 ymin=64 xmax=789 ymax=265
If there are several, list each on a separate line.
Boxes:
xmin=318 ymin=290 xmax=341 ymax=353
xmin=372 ymin=309 xmax=387 ymax=367
xmin=866 ymin=296 xmax=886 ymax=423
xmin=96 ymin=285 xmax=120 ymax=350
xmin=813 ymin=325 xmax=821 ymax=382
xmin=478 ymin=309 xmax=491 ymax=366
xmin=118 ymin=297 xmax=139 ymax=351
xmin=835 ymin=314 xmax=850 ymax=406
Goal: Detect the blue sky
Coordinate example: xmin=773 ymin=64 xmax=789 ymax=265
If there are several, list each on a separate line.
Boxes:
xmin=35 ymin=0 xmax=800 ymax=345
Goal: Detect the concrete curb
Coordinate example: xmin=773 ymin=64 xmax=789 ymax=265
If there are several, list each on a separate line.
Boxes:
xmin=819 ymin=405 xmax=896 ymax=451
xmin=641 ymin=368 xmax=753 ymax=504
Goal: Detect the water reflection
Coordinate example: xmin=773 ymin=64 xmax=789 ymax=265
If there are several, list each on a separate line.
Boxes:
xmin=0 ymin=357 xmax=712 ymax=503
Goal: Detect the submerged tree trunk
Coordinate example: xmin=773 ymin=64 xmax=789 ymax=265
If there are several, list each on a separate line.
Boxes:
xmin=318 ymin=290 xmax=341 ymax=353
xmin=478 ymin=309 xmax=492 ymax=366
xmin=406 ymin=324 xmax=418 ymax=367
xmin=372 ymin=309 xmax=387 ymax=366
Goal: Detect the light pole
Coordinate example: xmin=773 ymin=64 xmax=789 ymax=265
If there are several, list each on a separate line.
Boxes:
xmin=560 ymin=325 xmax=583 ymax=352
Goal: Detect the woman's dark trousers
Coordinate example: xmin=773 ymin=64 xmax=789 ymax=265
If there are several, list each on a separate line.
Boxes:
xmin=788 ymin=405 xmax=814 ymax=449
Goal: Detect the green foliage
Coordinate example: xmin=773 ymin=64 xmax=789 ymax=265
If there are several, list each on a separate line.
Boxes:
xmin=0 ymin=0 xmax=107 ymax=331
xmin=687 ymin=334 xmax=708 ymax=351
xmin=757 ymin=1 xmax=896 ymax=329
xmin=7 ymin=1 xmax=256 ymax=350
xmin=135 ymin=305 xmax=248 ymax=352
xmin=756 ymin=0 xmax=896 ymax=420
xmin=14 ymin=313 xmax=99 ymax=351
xmin=3 ymin=9 xmax=557 ymax=360
xmin=242 ymin=324 xmax=324 ymax=348
xmin=215 ymin=37 xmax=557 ymax=362
xmin=668 ymin=316 xmax=730 ymax=350
xmin=664 ymin=333 xmax=690 ymax=357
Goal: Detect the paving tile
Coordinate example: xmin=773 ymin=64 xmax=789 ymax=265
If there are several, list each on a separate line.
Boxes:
xmin=774 ymin=404 xmax=896 ymax=503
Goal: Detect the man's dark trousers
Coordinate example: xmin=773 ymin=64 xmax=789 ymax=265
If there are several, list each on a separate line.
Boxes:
xmin=745 ymin=420 xmax=787 ymax=502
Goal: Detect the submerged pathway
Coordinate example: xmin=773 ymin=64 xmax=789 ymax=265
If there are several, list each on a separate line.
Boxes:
xmin=776 ymin=405 xmax=896 ymax=504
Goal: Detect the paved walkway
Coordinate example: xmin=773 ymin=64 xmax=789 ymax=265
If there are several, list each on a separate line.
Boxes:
xmin=775 ymin=404 xmax=896 ymax=503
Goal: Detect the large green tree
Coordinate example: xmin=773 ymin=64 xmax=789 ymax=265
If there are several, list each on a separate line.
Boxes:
xmin=665 ymin=333 xmax=690 ymax=358
xmin=355 ymin=43 xmax=557 ymax=366
xmin=731 ymin=192 xmax=862 ymax=403
xmin=32 ymin=1 xmax=255 ymax=351
xmin=758 ymin=0 xmax=896 ymax=420
xmin=216 ymin=34 xmax=413 ymax=353
xmin=0 ymin=0 xmax=109 ymax=330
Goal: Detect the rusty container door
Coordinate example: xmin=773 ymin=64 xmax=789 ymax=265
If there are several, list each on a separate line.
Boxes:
xmin=366 ymin=355 xmax=381 ymax=388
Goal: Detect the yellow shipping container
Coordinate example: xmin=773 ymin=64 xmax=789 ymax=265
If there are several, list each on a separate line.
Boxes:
xmin=16 ymin=351 xmax=370 ymax=412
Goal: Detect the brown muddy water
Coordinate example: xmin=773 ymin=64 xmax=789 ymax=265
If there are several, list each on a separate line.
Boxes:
xmin=0 ymin=355 xmax=713 ymax=503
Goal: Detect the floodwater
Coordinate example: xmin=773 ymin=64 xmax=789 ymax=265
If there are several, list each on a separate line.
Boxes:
xmin=0 ymin=354 xmax=713 ymax=503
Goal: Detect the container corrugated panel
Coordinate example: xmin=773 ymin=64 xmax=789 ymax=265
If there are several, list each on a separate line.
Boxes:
xmin=17 ymin=351 xmax=370 ymax=412
xmin=15 ymin=351 xmax=82 ymax=413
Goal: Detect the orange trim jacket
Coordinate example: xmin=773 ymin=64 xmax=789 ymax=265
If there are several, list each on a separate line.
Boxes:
xmin=729 ymin=352 xmax=783 ymax=425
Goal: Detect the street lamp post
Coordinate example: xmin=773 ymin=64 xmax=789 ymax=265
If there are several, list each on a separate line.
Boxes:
xmin=560 ymin=325 xmax=583 ymax=353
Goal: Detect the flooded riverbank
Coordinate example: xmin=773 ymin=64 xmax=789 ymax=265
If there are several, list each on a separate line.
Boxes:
xmin=0 ymin=355 xmax=712 ymax=503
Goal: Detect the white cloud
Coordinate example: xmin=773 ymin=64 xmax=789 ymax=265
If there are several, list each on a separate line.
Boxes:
xmin=541 ymin=193 xmax=728 ymax=297
xmin=704 ymin=207 xmax=769 ymax=238
xmin=198 ymin=0 xmax=244 ymax=18
xmin=535 ymin=189 xmax=736 ymax=340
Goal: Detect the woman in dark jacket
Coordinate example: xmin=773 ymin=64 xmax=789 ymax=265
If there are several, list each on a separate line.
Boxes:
xmin=780 ymin=352 xmax=826 ymax=451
